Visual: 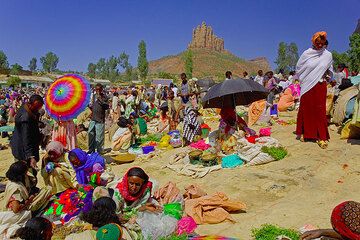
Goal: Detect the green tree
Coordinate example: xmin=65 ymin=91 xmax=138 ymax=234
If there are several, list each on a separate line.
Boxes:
xmin=28 ymin=57 xmax=37 ymax=72
xmin=137 ymin=40 xmax=148 ymax=81
xmin=87 ymin=63 xmax=97 ymax=78
xmin=275 ymin=42 xmax=289 ymax=72
xmin=40 ymin=52 xmax=59 ymax=72
xmin=287 ymin=42 xmax=299 ymax=71
xmin=10 ymin=63 xmax=23 ymax=75
xmin=348 ymin=33 xmax=360 ymax=71
xmin=106 ymin=55 xmax=120 ymax=82
xmin=119 ymin=52 xmax=133 ymax=81
xmin=183 ymin=50 xmax=193 ymax=78
xmin=96 ymin=58 xmax=107 ymax=79
xmin=7 ymin=76 xmax=21 ymax=86
xmin=0 ymin=50 xmax=9 ymax=70
xmin=332 ymin=51 xmax=350 ymax=68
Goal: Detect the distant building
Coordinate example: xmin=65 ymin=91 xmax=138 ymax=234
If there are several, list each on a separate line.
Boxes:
xmin=151 ymin=78 xmax=173 ymax=86
xmin=0 ymin=75 xmax=54 ymax=88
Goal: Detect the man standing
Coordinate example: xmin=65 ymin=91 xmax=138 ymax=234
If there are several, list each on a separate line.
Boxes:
xmin=179 ymin=73 xmax=189 ymax=104
xmin=88 ymin=83 xmax=109 ymax=154
xmin=11 ymin=94 xmax=43 ymax=191
xmin=254 ymin=70 xmax=264 ymax=85
xmin=11 ymin=94 xmax=43 ymax=168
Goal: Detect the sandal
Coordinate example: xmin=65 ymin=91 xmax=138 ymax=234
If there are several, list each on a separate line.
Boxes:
xmin=317 ymin=140 xmax=328 ymax=149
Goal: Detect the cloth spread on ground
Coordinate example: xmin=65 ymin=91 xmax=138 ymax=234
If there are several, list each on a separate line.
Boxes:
xmin=153 ymin=182 xmax=182 ymax=205
xmin=184 ymin=187 xmax=246 ymax=224
xmin=164 ymin=151 xmax=222 ymax=178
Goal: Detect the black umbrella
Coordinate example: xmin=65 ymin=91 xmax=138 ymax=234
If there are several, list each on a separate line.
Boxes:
xmin=202 ymin=78 xmax=269 ymax=108
xmin=197 ymin=79 xmax=216 ymax=92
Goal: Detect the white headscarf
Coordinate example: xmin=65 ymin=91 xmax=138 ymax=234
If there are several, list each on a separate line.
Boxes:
xmin=296 ymin=47 xmax=333 ymax=96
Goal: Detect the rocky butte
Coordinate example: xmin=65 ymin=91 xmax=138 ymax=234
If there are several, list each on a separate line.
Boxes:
xmin=188 ymin=22 xmax=225 ymax=52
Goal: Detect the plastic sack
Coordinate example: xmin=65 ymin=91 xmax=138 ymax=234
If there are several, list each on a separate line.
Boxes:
xmin=136 ymin=211 xmax=178 ymax=239
xmin=221 ymin=154 xmax=243 ymax=168
xmin=259 ymin=127 xmax=271 ymax=137
xmin=177 ymin=216 xmax=197 ymax=235
xmin=169 ymin=131 xmax=182 ymax=148
xmin=159 ymin=135 xmax=171 ymax=148
xmin=163 ymin=202 xmax=183 ymax=220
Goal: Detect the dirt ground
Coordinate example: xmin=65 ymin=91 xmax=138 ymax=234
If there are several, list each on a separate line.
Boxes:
xmin=0 ymin=111 xmax=359 ymax=239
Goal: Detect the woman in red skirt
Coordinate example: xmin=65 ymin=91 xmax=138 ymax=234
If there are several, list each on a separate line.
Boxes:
xmin=296 ymin=31 xmax=333 ymax=148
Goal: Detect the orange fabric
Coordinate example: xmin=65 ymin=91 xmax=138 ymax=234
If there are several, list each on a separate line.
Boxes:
xmin=184 ymin=192 xmax=246 ymax=224
xmin=248 ymin=100 xmax=266 ymax=126
xmin=183 ymin=185 xmax=246 ymax=225
xmin=278 ymin=89 xmax=295 ymax=112
xmin=153 ymin=182 xmax=181 ymax=205
xmin=311 ymin=31 xmax=327 ymax=45
xmin=183 ymin=184 xmax=207 ymax=200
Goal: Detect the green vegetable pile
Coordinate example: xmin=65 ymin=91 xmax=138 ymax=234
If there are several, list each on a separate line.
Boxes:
xmin=252 ymin=224 xmax=300 ymax=240
xmin=261 ymin=146 xmax=288 ymax=161
xmin=158 ymin=234 xmax=187 ymax=240
xmin=140 ymin=133 xmax=162 ymax=144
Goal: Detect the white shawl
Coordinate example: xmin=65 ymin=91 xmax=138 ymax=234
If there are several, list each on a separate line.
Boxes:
xmin=296 ymin=48 xmax=333 ymax=96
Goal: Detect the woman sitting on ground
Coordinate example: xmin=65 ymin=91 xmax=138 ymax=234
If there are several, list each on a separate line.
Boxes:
xmin=277 ymin=88 xmax=295 ymax=112
xmin=0 ymin=162 xmax=33 ymax=238
xmin=111 ymin=117 xmax=132 ymax=152
xmin=157 ymin=102 xmax=170 ymax=133
xmin=301 ymin=201 xmax=360 ymax=240
xmin=112 ymin=167 xmax=161 ymax=214
xmin=66 ymin=197 xmax=122 ymax=240
xmin=218 ymin=107 xmax=249 ymax=154
xmin=68 ymin=148 xmax=106 ymax=185
xmin=41 ymin=141 xmax=77 ymax=195
xmin=15 ymin=217 xmax=53 ymax=240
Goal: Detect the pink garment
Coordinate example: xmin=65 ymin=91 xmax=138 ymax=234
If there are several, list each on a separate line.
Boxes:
xmin=259 ymin=127 xmax=271 ymax=137
xmin=177 ymin=216 xmax=197 ymax=235
xmin=288 ymin=84 xmax=301 ymax=99
xmin=189 ymin=140 xmax=211 ymax=151
xmin=52 ymin=120 xmax=76 ymax=151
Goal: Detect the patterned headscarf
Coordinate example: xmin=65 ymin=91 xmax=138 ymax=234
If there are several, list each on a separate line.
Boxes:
xmin=331 ymin=201 xmax=360 ymax=240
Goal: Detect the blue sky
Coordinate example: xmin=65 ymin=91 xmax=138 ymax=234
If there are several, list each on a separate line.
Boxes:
xmin=0 ymin=0 xmax=359 ymax=72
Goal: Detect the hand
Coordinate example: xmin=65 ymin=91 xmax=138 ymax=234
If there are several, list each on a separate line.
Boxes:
xmin=140 ymin=203 xmax=163 ymax=213
xmin=29 ymin=158 xmax=38 ymax=170
xmin=301 ymin=230 xmax=323 ymax=240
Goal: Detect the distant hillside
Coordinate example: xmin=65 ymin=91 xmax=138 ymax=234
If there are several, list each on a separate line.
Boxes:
xmin=149 ymin=49 xmax=271 ymax=80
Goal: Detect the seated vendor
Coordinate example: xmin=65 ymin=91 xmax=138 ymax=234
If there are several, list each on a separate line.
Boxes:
xmin=218 ymin=107 xmax=248 ymax=154
xmin=68 ymin=148 xmax=106 ymax=185
xmin=41 ymin=141 xmax=77 ymax=195
xmin=111 ymin=117 xmax=132 ymax=152
xmin=130 ymin=112 xmax=147 ymax=136
xmin=277 ymin=88 xmax=295 ymax=112
xmin=301 ymin=201 xmax=360 ymax=240
xmin=112 ymin=167 xmax=160 ymax=214
xmin=157 ymin=102 xmax=170 ymax=133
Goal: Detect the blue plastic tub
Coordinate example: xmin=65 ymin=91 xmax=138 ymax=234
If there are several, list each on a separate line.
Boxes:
xmin=142 ymin=146 xmax=155 ymax=154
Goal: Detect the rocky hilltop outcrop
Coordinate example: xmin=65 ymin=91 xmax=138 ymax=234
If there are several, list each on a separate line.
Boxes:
xmin=188 ymin=22 xmax=224 ymax=52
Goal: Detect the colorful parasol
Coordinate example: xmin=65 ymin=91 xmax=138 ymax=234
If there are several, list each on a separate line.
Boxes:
xmin=45 ymin=74 xmax=91 ymax=121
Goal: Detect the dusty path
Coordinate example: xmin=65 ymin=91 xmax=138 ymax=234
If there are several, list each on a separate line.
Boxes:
xmin=0 ymin=113 xmax=359 ymax=239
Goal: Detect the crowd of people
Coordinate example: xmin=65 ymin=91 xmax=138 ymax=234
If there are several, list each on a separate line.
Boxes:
xmin=0 ymin=31 xmax=359 ymax=239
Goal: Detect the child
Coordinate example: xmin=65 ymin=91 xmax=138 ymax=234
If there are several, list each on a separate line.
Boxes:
xmin=15 ymin=217 xmax=53 ymax=240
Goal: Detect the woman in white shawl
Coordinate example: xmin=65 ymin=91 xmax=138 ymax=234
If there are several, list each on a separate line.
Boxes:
xmin=295 ymin=31 xmax=333 ymax=148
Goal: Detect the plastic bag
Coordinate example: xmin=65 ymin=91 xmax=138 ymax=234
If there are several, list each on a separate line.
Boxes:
xmin=177 ymin=216 xmax=197 ymax=235
xmin=163 ymin=202 xmax=183 ymax=220
xmin=136 ymin=211 xmax=178 ymax=239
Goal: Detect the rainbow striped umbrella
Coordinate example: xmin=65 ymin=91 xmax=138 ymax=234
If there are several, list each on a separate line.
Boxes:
xmin=45 ymin=74 xmax=91 ymax=121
